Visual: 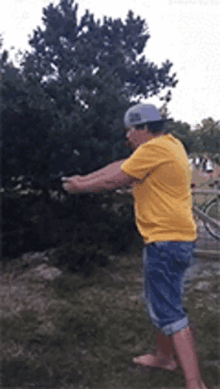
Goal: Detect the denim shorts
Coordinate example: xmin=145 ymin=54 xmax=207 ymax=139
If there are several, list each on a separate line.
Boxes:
xmin=142 ymin=241 xmax=197 ymax=336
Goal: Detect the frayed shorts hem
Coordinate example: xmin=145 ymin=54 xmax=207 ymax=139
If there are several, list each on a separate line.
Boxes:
xmin=160 ymin=317 xmax=189 ymax=336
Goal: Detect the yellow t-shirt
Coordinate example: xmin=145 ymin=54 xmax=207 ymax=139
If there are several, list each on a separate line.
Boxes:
xmin=120 ymin=134 xmax=197 ymax=244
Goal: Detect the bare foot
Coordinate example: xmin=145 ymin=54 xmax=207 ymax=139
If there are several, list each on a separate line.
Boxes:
xmin=133 ymin=354 xmax=178 ymax=371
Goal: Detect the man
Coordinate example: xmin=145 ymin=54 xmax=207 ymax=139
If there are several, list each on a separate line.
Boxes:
xmin=62 ymin=103 xmax=207 ymax=389
xmin=195 ymin=156 xmax=200 ymax=169
xmin=188 ymin=157 xmax=194 ymax=171
xmin=206 ymin=159 xmax=214 ymax=175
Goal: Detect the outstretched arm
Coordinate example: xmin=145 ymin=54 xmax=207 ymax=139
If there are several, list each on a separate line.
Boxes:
xmin=79 ymin=159 xmax=127 ymax=183
xmin=61 ymin=160 xmax=139 ymax=193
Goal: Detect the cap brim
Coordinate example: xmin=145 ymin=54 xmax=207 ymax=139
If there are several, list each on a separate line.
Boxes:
xmin=147 ymin=118 xmax=172 ymax=124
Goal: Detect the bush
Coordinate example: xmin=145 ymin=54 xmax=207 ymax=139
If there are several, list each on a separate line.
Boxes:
xmin=2 ymin=190 xmax=69 ymax=258
xmin=54 ymin=240 xmax=109 ymax=277
xmin=2 ymin=190 xmax=141 ymax=274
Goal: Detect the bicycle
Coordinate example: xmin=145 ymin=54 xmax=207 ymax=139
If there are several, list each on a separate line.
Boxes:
xmin=192 ymin=180 xmax=220 ymax=241
xmin=203 ymin=181 xmax=220 ymax=240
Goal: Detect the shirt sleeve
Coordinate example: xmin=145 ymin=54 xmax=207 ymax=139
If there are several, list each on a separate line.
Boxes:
xmin=120 ymin=141 xmax=172 ymax=180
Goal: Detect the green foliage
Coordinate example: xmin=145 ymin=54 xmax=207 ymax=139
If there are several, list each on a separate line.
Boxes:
xmin=1 ymin=0 xmax=177 ymax=269
xmin=1 ymin=55 xmax=56 ymax=187
xmin=165 ymin=117 xmax=220 ymax=156
xmin=2 ymin=0 xmax=178 ymax=192
xmin=166 ymin=119 xmax=193 ymax=154
xmin=191 ymin=118 xmax=220 ymax=155
xmin=2 ymin=190 xmax=141 ymax=275
xmin=54 ymin=239 xmax=108 ymax=277
xmin=2 ymin=191 xmax=60 ymax=257
xmin=49 ymin=194 xmax=141 ymax=275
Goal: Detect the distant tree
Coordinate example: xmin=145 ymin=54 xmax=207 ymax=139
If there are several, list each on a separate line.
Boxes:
xmin=166 ymin=119 xmax=193 ymax=154
xmin=191 ymin=118 xmax=220 ymax=156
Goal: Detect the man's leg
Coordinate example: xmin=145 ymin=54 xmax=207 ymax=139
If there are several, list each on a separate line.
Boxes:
xmin=134 ymin=244 xmax=180 ymax=371
xmin=135 ymin=242 xmax=207 ymax=387
xmin=171 ymin=325 xmax=207 ymax=389
xmin=133 ymin=321 xmax=196 ymax=371
xmin=133 ymin=320 xmax=207 ymax=387
xmin=133 ymin=329 xmax=178 ymax=371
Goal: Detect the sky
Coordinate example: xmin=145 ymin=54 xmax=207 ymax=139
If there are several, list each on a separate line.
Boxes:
xmin=1 ymin=0 xmax=220 ymax=129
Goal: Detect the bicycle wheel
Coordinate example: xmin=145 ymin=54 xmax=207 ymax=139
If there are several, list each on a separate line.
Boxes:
xmin=203 ymin=196 xmax=220 ymax=240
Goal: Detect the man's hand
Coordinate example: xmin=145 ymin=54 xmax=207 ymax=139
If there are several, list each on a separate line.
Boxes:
xmin=61 ymin=176 xmax=82 ymax=194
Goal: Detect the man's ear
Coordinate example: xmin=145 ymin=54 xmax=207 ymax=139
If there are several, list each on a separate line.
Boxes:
xmin=144 ymin=125 xmax=150 ymax=132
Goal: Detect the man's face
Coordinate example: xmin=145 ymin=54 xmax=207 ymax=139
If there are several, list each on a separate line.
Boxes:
xmin=125 ymin=126 xmax=153 ymax=150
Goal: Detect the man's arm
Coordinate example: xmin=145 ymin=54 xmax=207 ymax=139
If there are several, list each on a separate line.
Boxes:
xmin=62 ymin=159 xmax=139 ymax=193
xmin=79 ymin=159 xmax=127 ymax=183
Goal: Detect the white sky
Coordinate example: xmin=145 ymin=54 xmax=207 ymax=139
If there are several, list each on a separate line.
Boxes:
xmin=1 ymin=0 xmax=220 ymax=128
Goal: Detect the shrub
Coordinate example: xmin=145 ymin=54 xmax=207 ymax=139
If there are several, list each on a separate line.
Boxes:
xmin=2 ymin=190 xmax=141 ymax=274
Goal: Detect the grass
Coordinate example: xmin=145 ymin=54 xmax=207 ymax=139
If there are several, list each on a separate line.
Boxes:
xmin=1 ymin=248 xmax=220 ymax=389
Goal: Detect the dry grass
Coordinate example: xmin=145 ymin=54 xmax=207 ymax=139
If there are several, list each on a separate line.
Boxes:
xmin=1 ymin=248 xmax=220 ymax=389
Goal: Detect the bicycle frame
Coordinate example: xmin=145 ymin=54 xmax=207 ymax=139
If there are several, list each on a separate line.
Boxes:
xmin=192 ymin=187 xmax=220 ymax=240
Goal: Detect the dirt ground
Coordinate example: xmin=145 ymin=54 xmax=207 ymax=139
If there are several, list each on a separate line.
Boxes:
xmin=1 ymin=248 xmax=220 ymax=389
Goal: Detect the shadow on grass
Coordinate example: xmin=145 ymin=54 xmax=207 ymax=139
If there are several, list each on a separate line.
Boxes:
xmin=1 ymin=252 xmax=220 ymax=388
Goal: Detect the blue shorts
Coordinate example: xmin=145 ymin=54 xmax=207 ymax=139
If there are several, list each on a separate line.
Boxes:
xmin=142 ymin=241 xmax=197 ymax=336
